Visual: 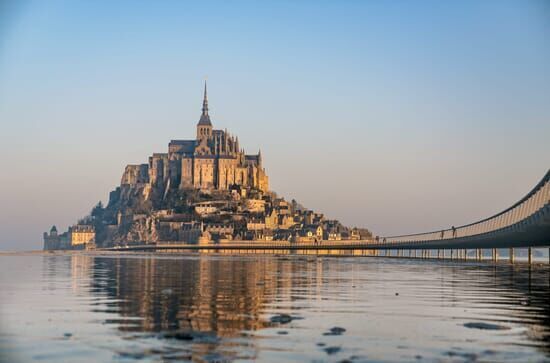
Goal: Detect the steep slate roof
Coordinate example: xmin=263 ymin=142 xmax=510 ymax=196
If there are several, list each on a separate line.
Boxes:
xmin=169 ymin=140 xmax=196 ymax=153
xmin=245 ymin=155 xmax=260 ymax=164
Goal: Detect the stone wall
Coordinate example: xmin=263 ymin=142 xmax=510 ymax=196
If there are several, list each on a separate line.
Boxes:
xmin=121 ymin=164 xmax=149 ymax=185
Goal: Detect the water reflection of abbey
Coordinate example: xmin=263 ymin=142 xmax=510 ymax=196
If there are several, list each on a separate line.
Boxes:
xmin=86 ymin=255 xmax=306 ymax=335
xmin=70 ymin=255 xmax=550 ymax=357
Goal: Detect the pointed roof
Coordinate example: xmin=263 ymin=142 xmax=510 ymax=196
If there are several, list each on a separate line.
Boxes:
xmin=198 ymin=81 xmax=212 ymax=126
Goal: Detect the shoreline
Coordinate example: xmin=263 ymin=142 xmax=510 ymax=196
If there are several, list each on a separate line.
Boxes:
xmin=1 ymin=248 xmax=548 ymax=266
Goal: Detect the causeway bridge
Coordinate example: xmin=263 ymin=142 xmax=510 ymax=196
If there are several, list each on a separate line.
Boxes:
xmin=104 ymin=170 xmax=550 ymax=263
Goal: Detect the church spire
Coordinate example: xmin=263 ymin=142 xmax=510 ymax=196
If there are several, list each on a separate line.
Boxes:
xmin=202 ymin=80 xmax=208 ymax=115
xmin=197 ymin=80 xmax=212 ymax=126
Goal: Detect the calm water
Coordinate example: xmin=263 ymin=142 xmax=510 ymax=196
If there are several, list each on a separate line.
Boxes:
xmin=1 ymin=253 xmax=549 ymax=362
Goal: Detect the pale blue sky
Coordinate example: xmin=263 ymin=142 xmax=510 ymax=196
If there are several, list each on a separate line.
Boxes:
xmin=0 ymin=0 xmax=549 ymax=250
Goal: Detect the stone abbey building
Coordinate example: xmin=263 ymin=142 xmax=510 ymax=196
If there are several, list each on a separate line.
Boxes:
xmin=121 ymin=83 xmax=269 ymax=194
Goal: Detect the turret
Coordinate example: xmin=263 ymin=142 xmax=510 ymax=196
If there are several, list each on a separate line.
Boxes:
xmin=197 ymin=81 xmax=213 ymax=140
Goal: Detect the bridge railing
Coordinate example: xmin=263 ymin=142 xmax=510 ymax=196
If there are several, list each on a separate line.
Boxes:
xmin=377 ymin=170 xmax=550 ymax=246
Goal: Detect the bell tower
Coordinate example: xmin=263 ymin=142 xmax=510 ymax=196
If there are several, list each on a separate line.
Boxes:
xmin=197 ymin=81 xmax=213 ymax=140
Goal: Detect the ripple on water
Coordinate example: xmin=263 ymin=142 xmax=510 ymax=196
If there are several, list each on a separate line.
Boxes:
xmin=0 ymin=254 xmax=549 ymax=362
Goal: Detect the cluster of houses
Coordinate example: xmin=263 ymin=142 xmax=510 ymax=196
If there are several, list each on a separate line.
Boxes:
xmin=44 ymin=187 xmax=369 ymax=249
xmin=44 ymin=188 xmax=369 ymax=249
xmin=147 ymin=187 xmax=368 ymax=244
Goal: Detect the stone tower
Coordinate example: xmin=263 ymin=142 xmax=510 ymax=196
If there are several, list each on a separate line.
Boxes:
xmin=196 ymin=81 xmax=213 ymax=140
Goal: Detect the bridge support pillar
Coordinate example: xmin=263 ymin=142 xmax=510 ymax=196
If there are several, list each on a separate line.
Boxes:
xmin=528 ymin=247 xmax=532 ymax=265
xmin=509 ymin=248 xmax=514 ymax=264
xmin=476 ymin=249 xmax=481 ymax=261
xmin=450 ymin=249 xmax=454 ymax=260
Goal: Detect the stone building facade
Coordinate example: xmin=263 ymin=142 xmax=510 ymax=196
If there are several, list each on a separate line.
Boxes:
xmin=43 ymin=224 xmax=95 ymax=250
xmin=70 ymin=225 xmax=96 ymax=246
xmin=120 ymin=83 xmax=269 ymax=195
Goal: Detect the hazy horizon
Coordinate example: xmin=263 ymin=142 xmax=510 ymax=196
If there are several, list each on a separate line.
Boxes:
xmin=1 ymin=1 xmax=549 ymax=251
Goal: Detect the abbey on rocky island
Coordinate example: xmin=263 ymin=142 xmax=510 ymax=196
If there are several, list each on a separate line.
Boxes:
xmin=43 ymin=83 xmax=371 ymax=250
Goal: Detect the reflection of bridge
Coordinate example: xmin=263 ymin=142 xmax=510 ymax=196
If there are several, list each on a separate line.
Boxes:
xmin=104 ymin=170 xmax=550 ymax=263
